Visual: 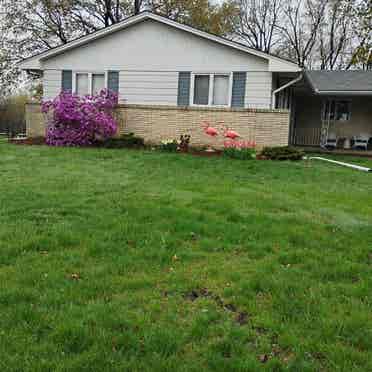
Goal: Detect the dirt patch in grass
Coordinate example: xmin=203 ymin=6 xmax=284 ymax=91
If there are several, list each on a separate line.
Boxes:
xmin=184 ymin=288 xmax=249 ymax=326
xmin=190 ymin=150 xmax=223 ymax=157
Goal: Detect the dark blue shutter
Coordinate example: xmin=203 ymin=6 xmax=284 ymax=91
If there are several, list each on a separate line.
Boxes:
xmin=231 ymin=72 xmax=246 ymax=108
xmin=61 ymin=70 xmax=72 ymax=92
xmin=108 ymin=71 xmax=119 ymax=93
xmin=177 ymin=72 xmax=191 ymax=106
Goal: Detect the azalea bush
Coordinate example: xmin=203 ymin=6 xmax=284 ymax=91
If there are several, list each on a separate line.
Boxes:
xmin=41 ymin=90 xmax=118 ymax=146
xmin=223 ymin=140 xmax=256 ymax=160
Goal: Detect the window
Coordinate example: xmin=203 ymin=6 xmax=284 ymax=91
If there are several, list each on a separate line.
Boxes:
xmin=92 ymin=74 xmax=105 ymax=95
xmin=194 ymin=75 xmax=210 ymax=105
xmin=335 ymin=101 xmax=351 ymax=121
xmin=76 ymin=73 xmax=89 ymax=96
xmin=74 ymin=72 xmax=107 ymax=96
xmin=322 ymin=100 xmax=351 ymax=121
xmin=192 ymin=73 xmax=231 ymax=106
xmin=213 ymin=75 xmax=230 ymax=105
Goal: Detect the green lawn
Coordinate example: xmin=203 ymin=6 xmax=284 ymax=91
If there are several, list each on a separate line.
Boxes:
xmin=1 ymin=142 xmax=372 ymax=371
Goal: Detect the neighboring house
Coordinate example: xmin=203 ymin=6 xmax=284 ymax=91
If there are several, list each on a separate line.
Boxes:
xmin=25 ymin=11 xmax=372 ymax=149
xmin=292 ymin=71 xmax=372 ymax=149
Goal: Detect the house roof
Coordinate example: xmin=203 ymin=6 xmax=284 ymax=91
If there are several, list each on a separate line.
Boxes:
xmin=18 ymin=11 xmax=301 ymax=72
xmin=305 ymin=70 xmax=372 ymax=95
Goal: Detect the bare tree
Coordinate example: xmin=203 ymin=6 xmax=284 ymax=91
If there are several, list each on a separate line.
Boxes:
xmin=70 ymin=0 xmax=133 ymax=32
xmin=318 ymin=0 xmax=354 ymax=70
xmin=345 ymin=0 xmax=372 ymax=70
xmin=277 ymin=0 xmax=328 ymax=68
xmin=134 ymin=0 xmax=142 ymax=14
xmin=236 ymin=0 xmax=282 ymax=53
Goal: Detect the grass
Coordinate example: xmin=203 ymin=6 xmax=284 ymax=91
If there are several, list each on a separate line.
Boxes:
xmin=0 ymin=141 xmax=371 ymax=371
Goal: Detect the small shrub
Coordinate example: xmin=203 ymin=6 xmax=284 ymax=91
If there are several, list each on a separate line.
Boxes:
xmin=179 ymin=134 xmax=191 ymax=152
xmin=160 ymin=139 xmax=179 ymax=152
xmin=223 ymin=140 xmax=256 ymax=160
xmin=0 ymin=95 xmax=28 ymax=136
xmin=260 ymin=146 xmax=305 ymax=161
xmin=223 ymin=147 xmax=256 ymax=160
xmin=101 ymin=133 xmax=144 ymax=148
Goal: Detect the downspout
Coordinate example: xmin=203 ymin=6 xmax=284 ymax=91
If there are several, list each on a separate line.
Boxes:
xmin=272 ymin=74 xmax=303 ymax=109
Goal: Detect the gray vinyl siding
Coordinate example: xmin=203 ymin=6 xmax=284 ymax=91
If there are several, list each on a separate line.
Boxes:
xmin=42 ymin=69 xmax=274 ymax=110
xmin=43 ymin=70 xmax=62 ymax=99
xmin=119 ymin=71 xmax=178 ymax=105
xmin=245 ymin=72 xmax=272 ymax=109
xmin=42 ymin=20 xmax=268 ymax=72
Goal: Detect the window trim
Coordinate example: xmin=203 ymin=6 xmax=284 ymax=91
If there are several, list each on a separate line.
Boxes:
xmin=72 ymin=71 xmax=108 ymax=96
xmin=190 ymin=72 xmax=232 ymax=107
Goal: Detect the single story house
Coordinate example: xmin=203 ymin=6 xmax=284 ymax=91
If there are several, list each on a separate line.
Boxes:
xmin=19 ymin=11 xmax=372 ymax=149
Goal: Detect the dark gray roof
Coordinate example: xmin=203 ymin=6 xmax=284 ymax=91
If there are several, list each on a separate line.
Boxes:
xmin=305 ymin=70 xmax=372 ymax=93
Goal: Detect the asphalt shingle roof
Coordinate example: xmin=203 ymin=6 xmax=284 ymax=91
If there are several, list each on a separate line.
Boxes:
xmin=305 ymin=70 xmax=372 ymax=92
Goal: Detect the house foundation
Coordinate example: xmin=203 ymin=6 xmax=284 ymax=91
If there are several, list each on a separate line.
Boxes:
xmin=25 ymin=103 xmax=290 ymax=148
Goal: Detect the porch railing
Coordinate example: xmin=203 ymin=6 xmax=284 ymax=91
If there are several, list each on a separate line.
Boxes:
xmin=293 ymin=127 xmax=321 ymax=146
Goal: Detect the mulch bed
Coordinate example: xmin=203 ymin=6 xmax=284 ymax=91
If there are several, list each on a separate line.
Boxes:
xmin=190 ymin=150 xmax=222 ymax=157
xmin=9 ymin=137 xmax=45 ymax=145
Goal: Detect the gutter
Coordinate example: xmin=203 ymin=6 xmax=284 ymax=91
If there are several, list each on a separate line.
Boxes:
xmin=272 ymin=74 xmax=303 ymax=109
xmin=314 ymin=90 xmax=372 ymax=96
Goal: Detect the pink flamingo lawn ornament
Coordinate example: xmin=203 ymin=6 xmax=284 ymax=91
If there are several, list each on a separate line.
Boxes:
xmin=201 ymin=121 xmax=219 ymax=152
xmin=201 ymin=121 xmax=218 ymax=137
xmin=221 ymin=123 xmax=240 ymax=140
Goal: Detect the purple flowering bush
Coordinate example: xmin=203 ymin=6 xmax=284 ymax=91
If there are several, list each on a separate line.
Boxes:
xmin=42 ymin=89 xmax=118 ymax=146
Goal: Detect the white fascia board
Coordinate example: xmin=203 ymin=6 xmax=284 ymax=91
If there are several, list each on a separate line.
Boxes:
xmin=18 ymin=12 xmax=301 ymax=72
xmin=18 ymin=59 xmax=42 ymax=70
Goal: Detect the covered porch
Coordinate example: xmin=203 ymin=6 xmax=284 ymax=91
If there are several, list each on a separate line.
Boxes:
xmin=289 ymin=71 xmax=372 ymax=150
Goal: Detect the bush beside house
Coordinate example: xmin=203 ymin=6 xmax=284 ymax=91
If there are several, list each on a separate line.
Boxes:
xmin=261 ymin=146 xmax=305 ymax=160
xmin=0 ymin=95 xmax=28 ymax=136
xmin=41 ymin=90 xmax=118 ymax=146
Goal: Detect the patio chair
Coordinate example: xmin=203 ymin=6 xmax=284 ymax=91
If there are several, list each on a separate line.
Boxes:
xmin=352 ymin=134 xmax=370 ymax=151
xmin=325 ymin=133 xmax=338 ymax=149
